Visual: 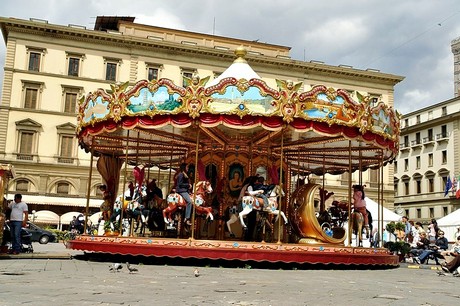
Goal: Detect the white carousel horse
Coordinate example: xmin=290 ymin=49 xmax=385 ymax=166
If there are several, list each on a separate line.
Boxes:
xmin=226 ymin=205 xmax=239 ymax=238
xmin=162 ymin=180 xmax=214 ymax=226
xmin=239 ymin=184 xmax=288 ymax=229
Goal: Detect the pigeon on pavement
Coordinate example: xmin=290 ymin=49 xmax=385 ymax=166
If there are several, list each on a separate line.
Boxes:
xmin=109 ymin=263 xmax=123 ymax=272
xmin=126 ymin=262 xmax=138 ymax=274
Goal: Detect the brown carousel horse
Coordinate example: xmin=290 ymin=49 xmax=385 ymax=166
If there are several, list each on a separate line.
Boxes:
xmin=348 ymin=210 xmax=364 ymax=247
xmin=162 ymin=180 xmax=214 ymax=226
xmin=239 ymin=184 xmax=288 ymax=229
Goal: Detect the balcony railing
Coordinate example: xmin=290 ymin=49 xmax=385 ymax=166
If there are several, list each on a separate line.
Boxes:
xmin=423 ymin=136 xmax=434 ymax=145
xmin=436 ymin=133 xmax=449 ymax=141
xmin=411 ymin=139 xmax=422 ymax=148
xmin=16 ymin=154 xmax=33 ymax=161
xmin=399 ymin=143 xmax=410 ymax=151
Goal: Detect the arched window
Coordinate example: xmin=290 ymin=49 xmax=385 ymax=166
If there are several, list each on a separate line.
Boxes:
xmin=16 ymin=179 xmax=29 ymax=192
xmin=56 ymin=182 xmax=70 ymax=194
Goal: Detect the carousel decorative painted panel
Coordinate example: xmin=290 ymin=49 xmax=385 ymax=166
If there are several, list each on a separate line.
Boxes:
xmin=127 ymin=86 xmax=181 ymax=113
xmin=209 ymin=85 xmax=276 ymax=115
xmin=82 ymin=96 xmax=110 ymax=124
xmin=228 ymin=163 xmax=244 ymax=198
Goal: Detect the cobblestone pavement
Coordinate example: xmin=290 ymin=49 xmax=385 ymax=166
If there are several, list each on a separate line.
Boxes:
xmin=0 ymin=243 xmax=459 ymax=306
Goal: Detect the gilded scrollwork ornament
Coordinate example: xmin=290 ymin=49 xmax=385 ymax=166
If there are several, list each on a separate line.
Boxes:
xmin=183 ymin=74 xmax=210 ymax=118
xmin=108 ymin=81 xmax=129 ymax=122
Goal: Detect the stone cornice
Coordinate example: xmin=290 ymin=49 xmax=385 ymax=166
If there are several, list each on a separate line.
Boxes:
xmin=1 ymin=17 xmax=404 ymax=86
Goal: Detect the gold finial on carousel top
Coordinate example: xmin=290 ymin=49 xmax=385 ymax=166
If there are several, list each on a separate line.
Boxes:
xmin=234 ymin=46 xmax=248 ymax=63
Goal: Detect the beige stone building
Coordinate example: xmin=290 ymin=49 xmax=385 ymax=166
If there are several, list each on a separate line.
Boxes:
xmin=0 ymin=16 xmax=402 ymax=221
xmin=394 ymin=36 xmax=460 ymax=223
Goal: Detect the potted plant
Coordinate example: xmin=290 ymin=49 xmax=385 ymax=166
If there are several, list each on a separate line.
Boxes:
xmin=384 ymin=221 xmax=411 ymax=261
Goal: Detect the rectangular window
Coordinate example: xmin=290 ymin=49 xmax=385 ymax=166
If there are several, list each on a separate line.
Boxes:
xmin=404 ymin=119 xmax=409 ymax=128
xmin=442 ymin=106 xmax=447 ymax=116
xmin=28 ymin=52 xmax=41 ymax=71
xmin=441 ymin=125 xmax=447 ymax=138
xmin=64 ymin=92 xmax=77 ymax=113
xmin=428 ymin=129 xmax=433 ymax=141
xmin=405 ymin=209 xmax=410 ymax=218
xmin=443 ymin=207 xmax=448 ymax=216
xmin=24 ymin=88 xmax=38 ymax=109
xmin=416 ymin=156 xmax=420 ymax=169
xmin=394 ymin=161 xmax=398 ymax=173
xmin=68 ymin=57 xmax=80 ymax=76
xmin=404 ymin=182 xmax=409 ymax=195
xmin=404 ymin=159 xmax=409 ymax=171
xmin=394 ymin=183 xmax=398 ymax=196
xmin=17 ymin=132 xmax=34 ymax=160
xmin=428 ymin=111 xmax=433 ymax=120
xmin=182 ymin=71 xmax=194 ymax=87
xmin=16 ymin=180 xmax=29 ymax=192
xmin=416 ymin=180 xmax=421 ymax=194
xmin=417 ymin=208 xmax=421 ymax=219
xmin=429 ymin=208 xmax=434 ymax=218
xmin=428 ymin=154 xmax=433 ymax=167
xmin=404 ymin=135 xmax=409 ymax=147
xmin=428 ymin=178 xmax=434 ymax=192
xmin=58 ymin=135 xmax=74 ymax=163
xmin=442 ymin=150 xmax=447 ymax=164
xmin=148 ymin=67 xmax=159 ymax=81
xmin=57 ymin=182 xmax=69 ymax=194
xmin=106 ymin=62 xmax=117 ymax=81
xmin=416 ymin=115 xmax=420 ymax=124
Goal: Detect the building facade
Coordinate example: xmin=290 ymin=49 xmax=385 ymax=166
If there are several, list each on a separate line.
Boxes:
xmin=394 ymin=36 xmax=460 ymax=223
xmin=0 ymin=16 xmax=402 ymax=219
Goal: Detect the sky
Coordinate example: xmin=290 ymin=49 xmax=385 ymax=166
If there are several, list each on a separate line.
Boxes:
xmin=1 ymin=0 xmax=459 ymax=115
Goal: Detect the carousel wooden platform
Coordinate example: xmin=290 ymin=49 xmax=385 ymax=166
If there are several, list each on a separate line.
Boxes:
xmin=68 ymin=235 xmax=399 ymax=267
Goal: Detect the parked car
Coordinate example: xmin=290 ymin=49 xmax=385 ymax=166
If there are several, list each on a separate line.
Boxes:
xmin=25 ymin=222 xmax=57 ymax=244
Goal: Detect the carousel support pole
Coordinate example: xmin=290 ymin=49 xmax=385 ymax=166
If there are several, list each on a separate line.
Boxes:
xmin=190 ymin=127 xmax=201 ymax=241
xmin=321 ymin=148 xmax=326 ymax=213
xmin=348 ymin=140 xmax=352 ymax=246
xmin=277 ymin=128 xmax=284 ymax=244
xmin=146 ymin=140 xmax=153 ymax=210
xmin=220 ymin=143 xmax=227 ymax=240
xmin=167 ymin=127 xmax=174 ymax=195
xmin=83 ymin=145 xmax=94 ymax=236
xmin=119 ymin=130 xmax=130 ymax=237
xmin=379 ymin=150 xmax=384 ymax=248
xmin=130 ymin=131 xmax=141 ymax=237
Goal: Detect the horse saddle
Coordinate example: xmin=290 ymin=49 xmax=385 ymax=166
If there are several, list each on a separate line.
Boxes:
xmin=167 ymin=194 xmax=179 ymax=203
xmin=194 ymin=197 xmax=204 ymax=206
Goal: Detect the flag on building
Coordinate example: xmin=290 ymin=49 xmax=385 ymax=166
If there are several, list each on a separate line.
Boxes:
xmin=457 ymin=175 xmax=460 ymax=199
xmin=444 ymin=176 xmax=452 ymax=197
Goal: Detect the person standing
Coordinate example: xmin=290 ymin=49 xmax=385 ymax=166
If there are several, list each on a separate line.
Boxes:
xmin=176 ymin=163 xmax=192 ymax=226
xmin=8 ymin=194 xmax=28 ymax=254
xmin=401 ymin=216 xmax=411 ymax=242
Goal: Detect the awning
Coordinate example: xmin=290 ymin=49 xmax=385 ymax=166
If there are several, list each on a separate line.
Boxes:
xmin=7 ymin=194 xmax=101 ymax=208
xmin=31 ymin=210 xmax=60 ymax=224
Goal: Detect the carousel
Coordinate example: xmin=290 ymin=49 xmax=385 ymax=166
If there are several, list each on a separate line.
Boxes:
xmin=69 ymin=47 xmax=400 ymax=266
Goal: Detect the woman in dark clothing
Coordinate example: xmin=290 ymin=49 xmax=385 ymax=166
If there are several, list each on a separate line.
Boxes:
xmin=176 ymin=163 xmax=192 ymax=226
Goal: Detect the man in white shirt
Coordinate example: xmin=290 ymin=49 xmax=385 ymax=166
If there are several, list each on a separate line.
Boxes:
xmin=8 ymin=194 xmax=28 ymax=254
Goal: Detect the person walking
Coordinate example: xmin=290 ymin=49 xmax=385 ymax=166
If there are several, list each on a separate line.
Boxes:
xmin=8 ymin=194 xmax=28 ymax=254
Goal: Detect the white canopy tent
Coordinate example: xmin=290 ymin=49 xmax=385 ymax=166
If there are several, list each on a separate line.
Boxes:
xmin=437 ymin=208 xmax=460 ymax=242
xmin=30 ymin=210 xmax=60 ymax=225
xmin=345 ymin=197 xmax=402 ymax=247
xmin=59 ymin=211 xmax=81 ymax=230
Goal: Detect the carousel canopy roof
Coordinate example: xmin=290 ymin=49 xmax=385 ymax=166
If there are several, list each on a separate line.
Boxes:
xmin=77 ymin=48 xmax=400 ymax=175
